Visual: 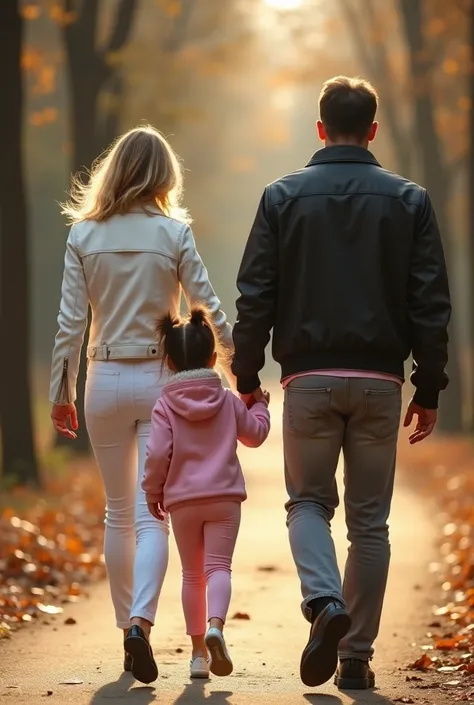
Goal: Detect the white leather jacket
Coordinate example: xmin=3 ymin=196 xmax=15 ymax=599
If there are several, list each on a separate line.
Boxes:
xmin=49 ymin=209 xmax=233 ymax=403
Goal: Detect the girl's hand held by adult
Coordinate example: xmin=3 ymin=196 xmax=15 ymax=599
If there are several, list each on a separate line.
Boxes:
xmin=147 ymin=502 xmax=165 ymax=521
xmin=51 ymin=402 xmax=78 ymax=439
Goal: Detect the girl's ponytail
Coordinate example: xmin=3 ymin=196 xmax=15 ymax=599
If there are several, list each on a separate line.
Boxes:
xmin=156 ymin=312 xmax=180 ymax=366
xmin=189 ymin=305 xmax=212 ymax=328
xmin=156 ymin=305 xmax=228 ymax=373
xmin=156 ymin=311 xmax=179 ymax=338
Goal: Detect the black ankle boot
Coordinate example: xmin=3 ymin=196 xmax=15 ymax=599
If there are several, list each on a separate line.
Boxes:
xmin=307 ymin=596 xmax=335 ymax=622
xmin=300 ymin=601 xmax=351 ymax=687
xmin=334 ymin=658 xmax=375 ymax=690
xmin=124 ymin=625 xmax=158 ymax=684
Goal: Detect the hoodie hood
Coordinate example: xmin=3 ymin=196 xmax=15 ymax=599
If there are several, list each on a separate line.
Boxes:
xmin=161 ymin=369 xmax=226 ymax=421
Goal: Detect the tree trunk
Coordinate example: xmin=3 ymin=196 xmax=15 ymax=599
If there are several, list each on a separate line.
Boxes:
xmin=468 ymin=0 xmax=474 ymax=432
xmin=56 ymin=0 xmax=138 ymax=452
xmin=339 ymin=0 xmax=413 ymax=177
xmin=399 ymin=0 xmax=463 ymax=432
xmin=0 ymin=1 xmax=39 ymax=486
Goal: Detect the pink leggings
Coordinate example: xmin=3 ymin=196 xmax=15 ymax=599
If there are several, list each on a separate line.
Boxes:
xmin=171 ymin=501 xmax=241 ymax=636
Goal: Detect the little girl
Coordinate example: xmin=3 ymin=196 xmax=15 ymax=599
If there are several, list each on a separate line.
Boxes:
xmin=142 ymin=306 xmax=270 ymax=679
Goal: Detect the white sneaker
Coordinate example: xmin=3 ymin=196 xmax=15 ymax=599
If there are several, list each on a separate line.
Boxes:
xmin=205 ymin=627 xmax=233 ymax=677
xmin=190 ymin=656 xmax=210 ymax=679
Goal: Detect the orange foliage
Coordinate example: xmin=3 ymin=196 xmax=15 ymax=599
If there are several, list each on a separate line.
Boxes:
xmin=21 ymin=4 xmax=42 ymax=21
xmin=29 ymin=107 xmax=58 ymax=126
xmin=400 ymin=435 xmax=474 ymax=699
xmin=48 ymin=4 xmax=77 ymax=27
xmin=165 ymin=0 xmax=182 ymax=19
xmin=0 ymin=460 xmax=105 ymax=638
xmin=22 ymin=46 xmax=58 ymax=99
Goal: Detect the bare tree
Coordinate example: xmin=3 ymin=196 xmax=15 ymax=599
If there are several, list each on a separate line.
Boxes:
xmin=398 ymin=0 xmax=463 ymax=431
xmin=55 ymin=0 xmax=139 ymax=452
xmin=339 ymin=0 xmax=413 ymax=177
xmin=0 ymin=1 xmax=39 ymax=486
xmin=56 ymin=0 xmax=198 ymax=452
xmin=468 ymin=0 xmax=474 ymax=430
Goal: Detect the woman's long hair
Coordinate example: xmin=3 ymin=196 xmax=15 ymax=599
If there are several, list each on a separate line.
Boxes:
xmin=61 ymin=125 xmax=190 ymax=225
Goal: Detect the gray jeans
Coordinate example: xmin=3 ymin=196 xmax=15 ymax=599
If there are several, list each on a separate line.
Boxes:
xmin=283 ymin=375 xmax=401 ymax=661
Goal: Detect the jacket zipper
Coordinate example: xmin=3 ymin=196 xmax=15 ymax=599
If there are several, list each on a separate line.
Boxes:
xmin=54 ymin=356 xmax=71 ymax=404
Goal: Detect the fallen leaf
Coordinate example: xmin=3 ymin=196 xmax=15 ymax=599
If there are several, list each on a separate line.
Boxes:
xmin=37 ymin=605 xmax=63 ymax=616
xmin=231 ymin=612 xmax=250 ymax=620
xmin=437 ymin=665 xmax=465 ymax=673
xmin=435 ymin=638 xmax=458 ymax=650
xmin=409 ymin=654 xmax=434 ymax=671
xmin=1 ymin=460 xmax=106 ymax=636
xmin=399 ymin=438 xmax=474 ymax=699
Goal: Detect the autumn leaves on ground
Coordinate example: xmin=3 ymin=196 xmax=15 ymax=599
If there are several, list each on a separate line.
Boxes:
xmin=2 ymin=427 xmax=474 ymax=703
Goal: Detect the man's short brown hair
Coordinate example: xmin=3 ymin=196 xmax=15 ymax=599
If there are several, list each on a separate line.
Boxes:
xmin=319 ymin=76 xmax=378 ymax=141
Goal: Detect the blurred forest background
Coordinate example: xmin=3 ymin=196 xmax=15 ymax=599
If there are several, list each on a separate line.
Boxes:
xmin=1 ymin=0 xmax=473 ymax=487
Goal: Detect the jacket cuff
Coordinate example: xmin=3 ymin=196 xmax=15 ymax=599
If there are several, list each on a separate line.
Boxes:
xmin=237 ymin=374 xmax=261 ymax=395
xmin=145 ymin=493 xmax=163 ymax=505
xmin=413 ymin=387 xmax=439 ymax=409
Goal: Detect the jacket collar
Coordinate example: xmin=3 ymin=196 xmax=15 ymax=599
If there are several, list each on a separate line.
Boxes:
xmin=167 ymin=368 xmax=221 ymax=385
xmin=305 ymin=145 xmax=381 ymax=168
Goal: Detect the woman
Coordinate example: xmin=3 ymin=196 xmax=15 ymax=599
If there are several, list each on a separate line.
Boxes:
xmin=49 ymin=125 xmax=234 ymax=684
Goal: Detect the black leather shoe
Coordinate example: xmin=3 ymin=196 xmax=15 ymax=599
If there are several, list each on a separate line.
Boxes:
xmin=300 ymin=602 xmax=351 ymax=687
xmin=124 ymin=625 xmax=158 ymax=684
xmin=123 ymin=650 xmax=133 ymax=672
xmin=334 ymin=658 xmax=375 ymax=690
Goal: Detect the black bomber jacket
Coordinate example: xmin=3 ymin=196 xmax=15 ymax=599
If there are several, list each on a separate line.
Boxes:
xmin=232 ymin=145 xmax=451 ymax=409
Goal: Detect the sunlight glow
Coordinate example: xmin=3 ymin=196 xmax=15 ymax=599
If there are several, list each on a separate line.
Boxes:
xmin=264 ymin=0 xmax=303 ymax=10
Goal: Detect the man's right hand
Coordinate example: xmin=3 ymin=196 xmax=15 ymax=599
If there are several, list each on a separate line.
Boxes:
xmin=403 ymin=400 xmax=437 ymax=444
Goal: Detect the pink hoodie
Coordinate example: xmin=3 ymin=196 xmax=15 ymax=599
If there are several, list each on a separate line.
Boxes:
xmin=142 ymin=369 xmax=271 ymax=512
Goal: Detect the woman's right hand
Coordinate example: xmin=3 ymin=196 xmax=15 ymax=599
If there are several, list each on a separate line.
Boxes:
xmin=51 ymin=403 xmax=78 ymax=439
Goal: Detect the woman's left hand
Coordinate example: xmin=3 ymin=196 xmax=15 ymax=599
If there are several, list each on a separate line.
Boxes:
xmin=51 ymin=403 xmax=78 ymax=439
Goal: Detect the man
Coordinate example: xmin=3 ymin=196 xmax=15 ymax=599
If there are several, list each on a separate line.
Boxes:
xmin=232 ymin=76 xmax=451 ymax=690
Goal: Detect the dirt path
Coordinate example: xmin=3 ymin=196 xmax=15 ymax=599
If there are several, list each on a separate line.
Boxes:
xmin=1 ymin=394 xmax=447 ymax=704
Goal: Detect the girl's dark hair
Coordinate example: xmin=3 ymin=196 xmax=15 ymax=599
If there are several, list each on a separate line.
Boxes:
xmin=157 ymin=305 xmax=226 ymax=372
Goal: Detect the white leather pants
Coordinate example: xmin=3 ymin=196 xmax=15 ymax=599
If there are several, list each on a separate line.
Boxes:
xmin=85 ymin=359 xmax=170 ymax=628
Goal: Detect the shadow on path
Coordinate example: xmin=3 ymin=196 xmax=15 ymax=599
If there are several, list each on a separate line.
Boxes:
xmin=89 ymin=672 xmax=156 ymax=703
xmin=172 ymin=682 xmax=233 ymax=704
xmin=305 ymin=690 xmax=398 ymax=705
xmin=348 ymin=690 xmax=400 ymax=705
xmin=304 ymin=693 xmax=343 ymax=705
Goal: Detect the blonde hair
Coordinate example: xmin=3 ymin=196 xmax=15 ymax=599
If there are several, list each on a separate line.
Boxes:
xmin=61 ymin=125 xmax=190 ymax=224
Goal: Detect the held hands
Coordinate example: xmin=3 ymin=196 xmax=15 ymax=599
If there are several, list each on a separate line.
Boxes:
xmin=240 ymin=387 xmax=270 ymax=408
xmin=51 ymin=402 xmax=78 ymax=439
xmin=147 ymin=502 xmax=165 ymax=521
xmin=403 ymin=400 xmax=437 ymax=445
